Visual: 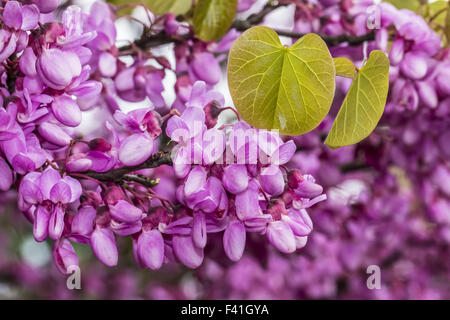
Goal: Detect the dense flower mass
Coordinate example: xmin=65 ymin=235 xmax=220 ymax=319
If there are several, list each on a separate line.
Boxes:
xmin=0 ymin=0 xmax=449 ymax=300
xmin=0 ymin=0 xmax=329 ymax=274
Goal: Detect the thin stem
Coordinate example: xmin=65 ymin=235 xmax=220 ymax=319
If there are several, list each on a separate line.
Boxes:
xmin=79 ymin=151 xmax=173 ymax=183
xmin=118 ymin=3 xmax=375 ymax=53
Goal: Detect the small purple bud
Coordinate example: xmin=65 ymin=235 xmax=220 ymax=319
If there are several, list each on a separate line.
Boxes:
xmin=19 ymin=48 xmax=37 ymax=77
xmin=172 ymin=235 xmax=204 ymax=269
xmin=48 ymin=205 xmax=65 ymax=240
xmin=118 ymin=133 xmax=154 ymax=166
xmin=0 ymin=157 xmax=13 ymax=191
xmin=90 ymin=226 xmax=118 ymax=267
xmin=109 ymin=200 xmax=143 ymax=223
xmin=266 ymin=220 xmax=296 ymax=254
xmin=103 ymin=186 xmax=125 ymax=206
xmin=296 ymin=180 xmax=323 ymax=198
xmin=0 ymin=31 xmax=17 ymax=63
xmin=416 ymin=81 xmax=438 ymax=109
xmin=294 ymin=235 xmax=308 ymax=249
xmin=31 ymin=0 xmax=60 ymax=14
xmin=38 ymin=122 xmax=72 ymax=146
xmin=259 ymin=165 xmax=285 ymax=196
xmin=400 ymin=52 xmax=428 ymax=80
xmin=51 ymin=95 xmax=82 ymax=127
xmin=192 ymin=212 xmax=207 ymax=249
xmin=191 ymin=52 xmax=221 ymax=85
xmin=222 ymin=164 xmax=248 ymax=195
xmin=89 ymin=138 xmax=112 ymax=152
xmin=33 ymin=205 xmax=50 ymax=242
xmin=71 ymin=206 xmax=96 ymax=236
xmin=53 ymin=238 xmax=79 ymax=275
xmin=98 ymin=52 xmax=117 ymax=78
xmin=437 ymin=69 xmax=450 ymax=95
xmin=66 ymin=156 xmax=92 ymax=173
xmin=164 ymin=13 xmax=179 ymax=35
xmin=288 ymin=169 xmax=304 ymax=189
xmin=137 ymin=229 xmax=165 ymax=270
xmin=389 ymin=38 xmax=404 ymax=66
xmin=281 ymin=211 xmax=312 ymax=237
xmin=223 ymin=221 xmax=246 ymax=262
xmin=110 ymin=220 xmax=142 ymax=236
xmin=235 ymin=180 xmax=261 ymax=220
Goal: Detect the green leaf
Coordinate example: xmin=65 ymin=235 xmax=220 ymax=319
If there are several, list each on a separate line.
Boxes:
xmin=146 ymin=0 xmax=192 ymax=15
xmin=325 ymin=50 xmax=390 ymax=148
xmin=333 ymin=57 xmax=356 ymax=79
xmin=445 ymin=3 xmax=450 ymax=44
xmin=383 ymin=0 xmax=418 ymax=11
xmin=106 ymin=0 xmax=192 ymax=16
xmin=428 ymin=1 xmax=449 ymax=25
xmin=227 ymin=26 xmax=336 ymax=136
xmin=193 ymin=0 xmax=238 ymax=41
xmin=105 ymin=0 xmax=133 ymax=16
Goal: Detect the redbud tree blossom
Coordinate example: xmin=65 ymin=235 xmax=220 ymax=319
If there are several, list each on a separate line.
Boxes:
xmin=0 ymin=0 xmax=449 ymax=300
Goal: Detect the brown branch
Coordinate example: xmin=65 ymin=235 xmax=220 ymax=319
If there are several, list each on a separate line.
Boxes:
xmin=78 ymin=151 xmax=173 ymax=183
xmin=123 ymin=175 xmax=161 ymax=188
xmin=232 ymin=19 xmax=375 ymax=46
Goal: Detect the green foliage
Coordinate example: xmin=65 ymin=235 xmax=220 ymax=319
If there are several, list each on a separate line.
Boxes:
xmin=325 ymin=51 xmax=390 ymax=148
xmin=428 ymin=1 xmax=449 ymax=25
xmin=383 ymin=0 xmax=419 ymax=11
xmin=333 ymin=57 xmax=356 ymax=79
xmin=106 ymin=0 xmax=192 ymax=16
xmin=146 ymin=0 xmax=192 ymax=15
xmin=445 ymin=2 xmax=450 ymax=44
xmin=227 ymin=26 xmax=336 ymax=136
xmin=193 ymin=0 xmax=238 ymax=41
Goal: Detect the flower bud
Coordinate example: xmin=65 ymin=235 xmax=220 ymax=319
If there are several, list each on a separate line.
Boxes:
xmin=288 ymin=169 xmax=304 ymax=189
xmin=223 ymin=221 xmax=246 ymax=262
xmin=38 ymin=122 xmax=72 ymax=146
xmin=296 ymin=180 xmax=323 ymax=198
xmin=48 ymin=205 xmax=65 ymax=240
xmin=400 ymin=52 xmax=427 ymax=80
xmin=222 ymin=164 xmax=248 ymax=195
xmin=31 ymin=0 xmax=60 ymax=14
xmin=137 ymin=229 xmax=165 ymax=270
xmin=51 ymin=95 xmax=82 ymax=127
xmin=172 ymin=235 xmax=204 ymax=269
xmin=259 ymin=165 xmax=285 ymax=196
xmin=266 ymin=220 xmax=296 ymax=254
xmin=204 ymin=101 xmax=221 ymax=129
xmin=192 ymin=212 xmax=207 ymax=249
xmin=33 ymin=205 xmax=50 ymax=242
xmin=89 ymin=138 xmax=112 ymax=152
xmin=53 ymin=238 xmax=79 ymax=275
xmin=109 ymin=200 xmax=143 ymax=223
xmin=118 ymin=133 xmax=153 ymax=166
xmin=90 ymin=226 xmax=118 ymax=266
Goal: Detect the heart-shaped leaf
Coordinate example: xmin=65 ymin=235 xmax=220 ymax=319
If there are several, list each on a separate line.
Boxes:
xmin=334 ymin=57 xmax=356 ymax=79
xmin=194 ymin=0 xmax=238 ymax=42
xmin=228 ymin=26 xmax=336 ymax=136
xmin=325 ymin=50 xmax=390 ymax=148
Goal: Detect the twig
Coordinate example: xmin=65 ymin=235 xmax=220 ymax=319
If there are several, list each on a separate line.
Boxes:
xmin=118 ymin=3 xmax=375 ymax=53
xmin=76 ymin=151 xmax=173 ymax=183
xmin=123 ymin=175 xmax=160 ymax=188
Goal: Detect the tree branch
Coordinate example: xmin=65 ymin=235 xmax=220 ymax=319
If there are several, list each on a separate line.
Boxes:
xmin=119 ymin=3 xmax=375 ymax=52
xmin=79 ymin=151 xmax=173 ymax=184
